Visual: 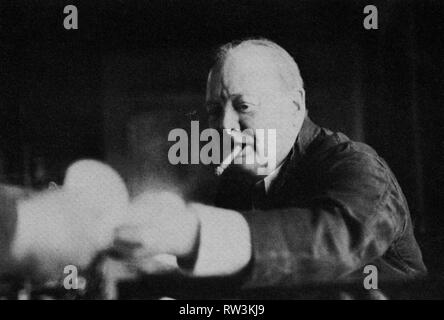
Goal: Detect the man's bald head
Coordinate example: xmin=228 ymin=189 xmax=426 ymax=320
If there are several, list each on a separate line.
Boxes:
xmin=211 ymin=38 xmax=304 ymax=94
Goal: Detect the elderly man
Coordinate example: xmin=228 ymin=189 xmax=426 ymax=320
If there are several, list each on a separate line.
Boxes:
xmin=115 ymin=38 xmax=427 ymax=285
xmin=0 ymin=39 xmax=426 ymax=291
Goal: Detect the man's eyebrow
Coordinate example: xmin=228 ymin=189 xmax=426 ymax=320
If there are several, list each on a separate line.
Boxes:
xmin=231 ymin=94 xmax=259 ymax=104
xmin=228 ymin=94 xmax=241 ymax=99
xmin=205 ymin=94 xmax=259 ymax=106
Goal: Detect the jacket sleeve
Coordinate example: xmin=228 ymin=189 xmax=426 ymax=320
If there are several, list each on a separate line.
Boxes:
xmin=0 ymin=184 xmax=25 ymax=274
xmin=240 ymin=152 xmax=406 ymax=288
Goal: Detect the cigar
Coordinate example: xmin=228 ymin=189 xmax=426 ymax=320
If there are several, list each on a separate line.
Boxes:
xmin=215 ymin=144 xmax=244 ymax=176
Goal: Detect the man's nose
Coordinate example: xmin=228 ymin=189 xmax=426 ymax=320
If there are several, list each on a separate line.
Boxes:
xmin=219 ymin=106 xmax=241 ymax=131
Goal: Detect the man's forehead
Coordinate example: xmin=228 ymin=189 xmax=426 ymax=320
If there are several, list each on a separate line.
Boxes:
xmin=207 ymin=46 xmax=286 ymax=99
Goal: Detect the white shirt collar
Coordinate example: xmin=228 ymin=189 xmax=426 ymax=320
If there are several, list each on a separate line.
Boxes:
xmin=258 ymin=162 xmax=284 ymax=194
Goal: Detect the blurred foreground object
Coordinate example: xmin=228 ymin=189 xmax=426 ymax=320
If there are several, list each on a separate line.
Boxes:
xmin=11 ymin=160 xmax=129 ymax=283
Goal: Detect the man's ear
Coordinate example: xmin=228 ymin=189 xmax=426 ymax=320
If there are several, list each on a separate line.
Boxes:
xmin=291 ymin=88 xmax=305 ymax=112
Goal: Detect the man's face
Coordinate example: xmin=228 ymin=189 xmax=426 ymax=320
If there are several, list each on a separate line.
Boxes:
xmin=205 ymin=46 xmax=305 ymax=175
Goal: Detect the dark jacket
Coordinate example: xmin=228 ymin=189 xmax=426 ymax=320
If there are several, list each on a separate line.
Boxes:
xmin=215 ymin=116 xmax=427 ymax=288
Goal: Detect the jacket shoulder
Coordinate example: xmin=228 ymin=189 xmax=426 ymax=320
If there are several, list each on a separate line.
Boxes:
xmin=308 ymin=129 xmax=386 ymax=171
xmin=304 ymin=129 xmax=408 ymax=229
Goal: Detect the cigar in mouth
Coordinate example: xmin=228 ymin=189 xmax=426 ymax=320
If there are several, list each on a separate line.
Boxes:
xmin=215 ymin=144 xmax=244 ymax=176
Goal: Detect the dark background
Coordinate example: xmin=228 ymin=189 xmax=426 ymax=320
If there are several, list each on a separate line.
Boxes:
xmin=1 ymin=0 xmax=443 ymax=274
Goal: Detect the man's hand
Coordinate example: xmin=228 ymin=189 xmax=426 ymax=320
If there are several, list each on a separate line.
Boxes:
xmin=113 ymin=192 xmax=252 ymax=278
xmin=113 ymin=191 xmax=200 ymax=261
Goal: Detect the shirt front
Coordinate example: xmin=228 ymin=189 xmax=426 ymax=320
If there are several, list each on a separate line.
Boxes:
xmin=252 ymin=163 xmax=283 ymax=209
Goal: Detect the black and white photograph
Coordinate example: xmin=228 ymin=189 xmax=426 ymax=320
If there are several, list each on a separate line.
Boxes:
xmin=0 ymin=0 xmax=443 ymax=304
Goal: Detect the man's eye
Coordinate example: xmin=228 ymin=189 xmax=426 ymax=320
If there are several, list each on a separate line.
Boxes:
xmin=236 ymin=104 xmax=250 ymax=112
